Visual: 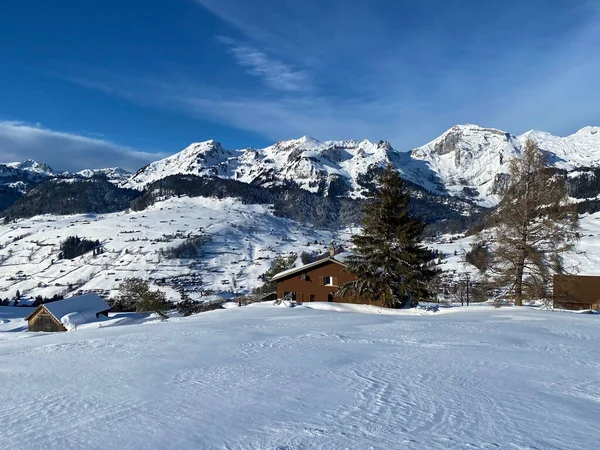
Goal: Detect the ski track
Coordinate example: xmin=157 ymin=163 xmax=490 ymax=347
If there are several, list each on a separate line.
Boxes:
xmin=0 ymin=306 xmax=599 ymax=449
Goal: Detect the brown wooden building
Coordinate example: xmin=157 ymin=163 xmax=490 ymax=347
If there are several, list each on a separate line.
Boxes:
xmin=271 ymin=251 xmax=383 ymax=306
xmin=26 ymin=293 xmax=110 ymax=332
xmin=553 ymin=274 xmax=600 ymax=311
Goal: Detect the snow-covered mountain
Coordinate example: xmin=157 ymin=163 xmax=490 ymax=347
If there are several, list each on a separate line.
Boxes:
xmin=122 ymin=125 xmax=600 ymax=207
xmin=408 ymin=124 xmax=600 ymax=206
xmin=124 ymin=137 xmax=399 ymax=198
xmin=76 ymin=167 xmax=131 ymax=183
xmin=5 ymin=159 xmax=54 ymax=176
xmin=2 ymin=124 xmax=600 ymax=216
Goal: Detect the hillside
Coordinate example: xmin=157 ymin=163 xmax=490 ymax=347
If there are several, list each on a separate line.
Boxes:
xmin=0 ymin=196 xmax=342 ymax=301
xmin=1 ymin=191 xmax=599 ymax=302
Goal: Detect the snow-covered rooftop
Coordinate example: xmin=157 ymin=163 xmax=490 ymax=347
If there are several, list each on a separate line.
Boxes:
xmin=29 ymin=293 xmax=110 ymax=327
xmin=271 ymin=252 xmax=351 ymax=282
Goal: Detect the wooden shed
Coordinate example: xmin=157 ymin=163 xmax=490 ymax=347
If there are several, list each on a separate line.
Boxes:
xmin=553 ymin=275 xmax=600 ymax=311
xmin=26 ymin=293 xmax=110 ymax=332
xmin=271 ymin=250 xmax=382 ymax=306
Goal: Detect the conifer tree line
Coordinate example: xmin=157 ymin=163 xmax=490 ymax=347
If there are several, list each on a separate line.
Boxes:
xmin=59 ymin=236 xmax=102 ymax=260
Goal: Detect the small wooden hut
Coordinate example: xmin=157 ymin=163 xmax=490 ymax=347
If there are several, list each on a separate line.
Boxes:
xmin=26 ymin=293 xmax=110 ymax=332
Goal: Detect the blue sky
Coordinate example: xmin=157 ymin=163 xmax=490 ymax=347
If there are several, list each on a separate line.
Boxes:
xmin=1 ymin=0 xmax=599 ymax=171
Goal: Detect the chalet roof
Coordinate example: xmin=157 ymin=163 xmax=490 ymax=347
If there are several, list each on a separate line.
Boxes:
xmin=26 ymin=293 xmax=110 ymax=323
xmin=270 ymin=253 xmax=351 ymax=282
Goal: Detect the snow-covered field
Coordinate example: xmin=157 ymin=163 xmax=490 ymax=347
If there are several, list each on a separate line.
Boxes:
xmin=0 ymin=303 xmax=598 ymax=449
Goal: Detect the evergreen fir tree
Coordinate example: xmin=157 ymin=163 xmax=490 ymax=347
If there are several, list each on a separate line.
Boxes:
xmin=338 ymin=164 xmax=433 ymax=308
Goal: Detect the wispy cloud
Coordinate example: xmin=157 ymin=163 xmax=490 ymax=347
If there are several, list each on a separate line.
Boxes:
xmin=217 ymin=36 xmax=309 ymax=92
xmin=53 ymin=1 xmax=600 ymax=149
xmin=0 ymin=121 xmax=164 ymax=172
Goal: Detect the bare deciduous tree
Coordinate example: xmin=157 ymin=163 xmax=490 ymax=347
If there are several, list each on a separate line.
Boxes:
xmin=485 ymin=139 xmax=579 ymax=306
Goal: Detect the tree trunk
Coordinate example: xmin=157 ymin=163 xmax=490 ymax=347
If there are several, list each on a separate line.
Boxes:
xmin=514 ymin=251 xmax=526 ymax=306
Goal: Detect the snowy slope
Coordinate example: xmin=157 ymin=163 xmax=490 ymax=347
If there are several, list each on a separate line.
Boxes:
xmin=425 ymin=211 xmax=600 ymax=290
xmin=0 ymin=305 xmax=598 ymax=449
xmin=0 ymin=196 xmax=345 ymax=301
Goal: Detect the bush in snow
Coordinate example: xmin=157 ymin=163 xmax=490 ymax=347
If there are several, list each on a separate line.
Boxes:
xmin=117 ymin=278 xmax=171 ymax=319
xmin=465 ymin=242 xmax=490 ymax=273
xmin=253 ymin=253 xmax=297 ymax=295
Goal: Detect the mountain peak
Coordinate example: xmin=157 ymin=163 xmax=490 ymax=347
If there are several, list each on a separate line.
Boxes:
xmin=7 ymin=159 xmax=54 ymax=173
xmin=573 ymin=126 xmax=600 ymax=136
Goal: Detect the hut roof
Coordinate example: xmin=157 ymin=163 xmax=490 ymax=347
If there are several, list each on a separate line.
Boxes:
xmin=26 ymin=293 xmax=110 ymax=323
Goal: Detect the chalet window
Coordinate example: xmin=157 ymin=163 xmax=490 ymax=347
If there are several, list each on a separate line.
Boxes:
xmin=283 ymin=291 xmax=296 ymax=301
xmin=323 ymin=276 xmax=338 ymax=286
xmin=299 ymin=273 xmax=310 ymax=281
xmin=309 ymin=295 xmax=315 ymax=302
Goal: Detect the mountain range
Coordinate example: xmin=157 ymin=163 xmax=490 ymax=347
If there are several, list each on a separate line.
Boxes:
xmin=2 ymin=124 xmax=600 ymax=225
xmin=122 ymin=124 xmax=600 ymax=207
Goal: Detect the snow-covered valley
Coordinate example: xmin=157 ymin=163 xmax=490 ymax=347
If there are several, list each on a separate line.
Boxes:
xmin=3 ymin=191 xmax=600 ymax=303
xmin=0 ymin=304 xmax=598 ymax=449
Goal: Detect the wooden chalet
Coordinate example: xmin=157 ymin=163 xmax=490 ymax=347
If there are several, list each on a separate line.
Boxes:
xmin=26 ymin=293 xmax=111 ymax=332
xmin=271 ymin=248 xmax=383 ymax=306
xmin=553 ymin=274 xmax=600 ymax=311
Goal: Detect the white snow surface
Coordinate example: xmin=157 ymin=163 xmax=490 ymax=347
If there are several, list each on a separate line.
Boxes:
xmin=0 ymin=304 xmax=598 ymax=449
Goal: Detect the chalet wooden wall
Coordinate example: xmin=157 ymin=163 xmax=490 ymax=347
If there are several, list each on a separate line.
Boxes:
xmin=28 ymin=307 xmax=66 ymax=332
xmin=276 ymin=260 xmax=384 ymax=307
xmin=553 ymin=275 xmax=600 ymax=310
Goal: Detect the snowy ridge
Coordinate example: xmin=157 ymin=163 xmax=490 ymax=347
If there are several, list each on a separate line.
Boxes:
xmin=408 ymin=124 xmax=600 ymax=206
xmin=123 ymin=136 xmax=400 ymax=197
xmin=76 ymin=167 xmax=131 ymax=183
xmin=2 ymin=124 xmax=599 ymax=208
xmin=5 ymin=159 xmax=55 ymax=176
xmin=121 ymin=124 xmax=600 ymax=207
